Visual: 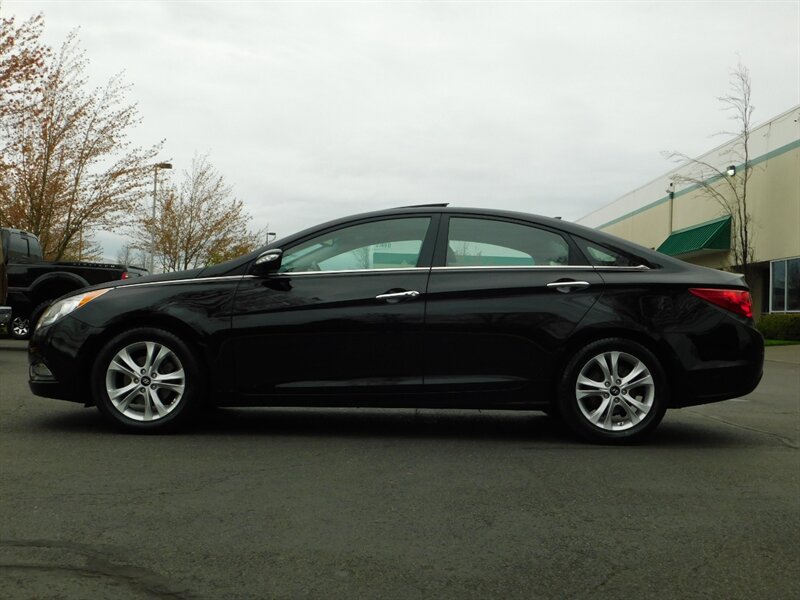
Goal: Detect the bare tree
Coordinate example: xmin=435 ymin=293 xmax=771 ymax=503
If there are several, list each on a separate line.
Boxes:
xmin=664 ymin=61 xmax=755 ymax=276
xmin=116 ymin=243 xmax=148 ymax=269
xmin=350 ymin=246 xmax=371 ymax=269
xmin=0 ymin=21 xmax=160 ymax=260
xmin=116 ymin=243 xmax=132 ymax=267
xmin=132 ymin=154 xmax=262 ymax=272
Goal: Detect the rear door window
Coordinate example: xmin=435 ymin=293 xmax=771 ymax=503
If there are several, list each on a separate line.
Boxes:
xmin=445 ymin=218 xmax=571 ymax=267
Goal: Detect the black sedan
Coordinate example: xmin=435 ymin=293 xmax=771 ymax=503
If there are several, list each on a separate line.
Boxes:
xmin=28 ymin=205 xmax=763 ymax=442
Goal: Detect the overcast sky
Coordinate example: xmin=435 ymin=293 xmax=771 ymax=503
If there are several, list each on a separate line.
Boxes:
xmin=5 ymin=1 xmax=800 ymax=260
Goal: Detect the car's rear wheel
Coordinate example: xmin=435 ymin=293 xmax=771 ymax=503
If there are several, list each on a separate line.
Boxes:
xmin=92 ymin=328 xmax=202 ymax=432
xmin=557 ymin=338 xmax=667 ymax=443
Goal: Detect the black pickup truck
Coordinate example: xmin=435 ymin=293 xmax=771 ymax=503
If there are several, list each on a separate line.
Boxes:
xmin=0 ymin=236 xmax=9 ymax=330
xmin=1 ymin=228 xmax=147 ymax=339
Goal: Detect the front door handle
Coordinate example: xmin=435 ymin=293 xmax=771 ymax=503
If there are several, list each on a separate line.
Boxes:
xmin=546 ymin=280 xmax=590 ymax=293
xmin=376 ymin=290 xmax=421 ymax=302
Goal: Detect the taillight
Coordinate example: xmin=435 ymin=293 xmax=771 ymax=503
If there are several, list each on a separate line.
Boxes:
xmin=689 ymin=288 xmax=753 ymax=319
xmin=121 ymin=271 xmax=129 ymax=280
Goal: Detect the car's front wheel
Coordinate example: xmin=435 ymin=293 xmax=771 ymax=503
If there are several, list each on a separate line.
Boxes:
xmin=9 ymin=314 xmax=30 ymax=340
xmin=557 ymin=338 xmax=668 ymax=443
xmin=92 ymin=328 xmax=202 ymax=432
xmin=9 ymin=302 xmax=51 ymax=340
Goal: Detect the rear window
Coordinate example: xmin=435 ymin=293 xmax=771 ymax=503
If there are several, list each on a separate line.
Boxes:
xmin=5 ymin=231 xmax=43 ymax=262
xmin=576 ymin=239 xmax=643 ymax=267
xmin=8 ymin=233 xmax=31 ymax=260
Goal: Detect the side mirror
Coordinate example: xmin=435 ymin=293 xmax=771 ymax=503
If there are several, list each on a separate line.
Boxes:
xmin=251 ymin=249 xmax=283 ymax=276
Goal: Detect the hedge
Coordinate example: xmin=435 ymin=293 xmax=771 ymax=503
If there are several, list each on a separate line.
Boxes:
xmin=757 ymin=313 xmax=800 ymax=341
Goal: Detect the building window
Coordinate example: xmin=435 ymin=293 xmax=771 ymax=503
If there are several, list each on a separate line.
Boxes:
xmin=770 ymin=258 xmax=800 ymax=312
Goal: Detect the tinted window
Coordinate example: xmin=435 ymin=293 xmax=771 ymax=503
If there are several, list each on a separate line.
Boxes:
xmin=772 ymin=260 xmax=786 ymax=311
xmin=771 ymin=258 xmax=800 ymax=312
xmin=446 ymin=218 xmax=569 ymax=267
xmin=788 ymin=258 xmax=800 ymax=311
xmin=280 ymin=218 xmax=431 ymax=273
xmin=576 ymin=239 xmax=640 ymax=267
xmin=27 ymin=236 xmax=43 ymax=260
xmin=7 ymin=233 xmax=30 ymax=260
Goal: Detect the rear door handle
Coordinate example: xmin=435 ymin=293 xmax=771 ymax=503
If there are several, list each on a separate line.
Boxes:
xmin=376 ymin=290 xmax=421 ymax=302
xmin=546 ymin=281 xmax=590 ymax=293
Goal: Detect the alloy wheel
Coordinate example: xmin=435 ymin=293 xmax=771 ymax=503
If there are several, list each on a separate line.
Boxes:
xmin=574 ymin=351 xmax=655 ymax=431
xmin=105 ymin=341 xmax=186 ymax=422
xmin=11 ymin=316 xmax=30 ymax=339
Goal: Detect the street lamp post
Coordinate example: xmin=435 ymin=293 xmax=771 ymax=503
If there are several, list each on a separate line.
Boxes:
xmin=150 ymin=162 xmax=172 ymax=273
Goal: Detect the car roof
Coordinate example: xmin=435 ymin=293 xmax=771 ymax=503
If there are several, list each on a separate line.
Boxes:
xmin=203 ymin=204 xmax=686 ymax=277
xmin=308 ymin=205 xmax=671 ymax=262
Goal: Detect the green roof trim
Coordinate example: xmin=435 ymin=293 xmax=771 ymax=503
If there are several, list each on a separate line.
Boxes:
xmin=597 ymin=138 xmax=800 ymax=231
xmin=657 ymin=216 xmax=731 ymax=257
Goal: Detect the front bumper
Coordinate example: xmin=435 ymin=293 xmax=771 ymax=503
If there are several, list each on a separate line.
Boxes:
xmin=28 ymin=316 xmax=100 ymax=404
xmin=29 ymin=379 xmax=78 ymax=402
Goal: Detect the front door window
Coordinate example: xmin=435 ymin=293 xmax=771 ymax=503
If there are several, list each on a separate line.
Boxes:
xmin=280 ymin=218 xmax=431 ymax=273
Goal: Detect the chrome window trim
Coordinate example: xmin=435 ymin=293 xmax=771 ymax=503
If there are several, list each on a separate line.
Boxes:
xmin=278 ymin=267 xmax=430 ymax=276
xmin=592 ymin=265 xmax=651 ymax=271
xmin=120 ymin=264 xmax=651 ymax=287
xmin=433 ymin=265 xmax=592 ymax=271
xmin=431 ymin=264 xmax=650 ymax=272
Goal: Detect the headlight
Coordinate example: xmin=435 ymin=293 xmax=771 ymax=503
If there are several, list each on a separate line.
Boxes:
xmin=37 ymin=289 xmax=112 ymax=330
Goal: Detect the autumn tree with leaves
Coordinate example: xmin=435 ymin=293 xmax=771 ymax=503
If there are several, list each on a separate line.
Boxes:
xmin=0 ymin=12 xmax=47 ymax=121
xmin=665 ymin=62 xmax=756 ymax=276
xmin=132 ymin=155 xmax=262 ymax=273
xmin=0 ymin=11 xmax=47 ymax=201
xmin=0 ymin=11 xmax=159 ymax=261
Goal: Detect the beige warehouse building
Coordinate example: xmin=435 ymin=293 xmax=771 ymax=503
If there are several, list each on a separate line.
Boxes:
xmin=578 ymin=105 xmax=800 ymax=318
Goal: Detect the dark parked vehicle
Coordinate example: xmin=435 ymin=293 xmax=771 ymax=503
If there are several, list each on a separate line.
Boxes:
xmin=0 ymin=238 xmax=10 ymax=330
xmin=1 ymin=227 xmax=147 ymax=339
xmin=28 ymin=205 xmax=763 ymax=442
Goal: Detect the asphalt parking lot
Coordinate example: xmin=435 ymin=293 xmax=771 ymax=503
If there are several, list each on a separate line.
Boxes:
xmin=1 ymin=340 xmax=798 ymax=599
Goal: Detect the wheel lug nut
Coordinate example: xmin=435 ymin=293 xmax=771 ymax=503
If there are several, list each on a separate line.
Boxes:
xmin=603 ymin=393 xmax=609 ymax=399
xmin=605 ymin=382 xmax=610 ymax=387
xmin=134 ymin=378 xmax=139 ymax=383
xmin=140 ymin=369 xmax=146 ymax=374
xmin=616 ymin=379 xmax=621 ymax=384
xmin=151 ymin=384 xmax=157 ymax=389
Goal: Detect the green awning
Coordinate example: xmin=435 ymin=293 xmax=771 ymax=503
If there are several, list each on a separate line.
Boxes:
xmin=657 ymin=216 xmax=731 ymax=257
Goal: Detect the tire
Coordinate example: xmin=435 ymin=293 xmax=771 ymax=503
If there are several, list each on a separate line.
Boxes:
xmin=91 ymin=328 xmax=203 ymax=432
xmin=9 ymin=314 xmax=31 ymax=340
xmin=557 ymin=338 xmax=668 ymax=443
xmin=9 ymin=302 xmax=51 ymax=340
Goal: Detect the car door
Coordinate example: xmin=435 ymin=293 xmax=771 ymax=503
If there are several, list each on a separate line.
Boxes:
xmin=423 ymin=215 xmax=603 ymax=401
xmin=230 ymin=214 xmax=438 ymax=400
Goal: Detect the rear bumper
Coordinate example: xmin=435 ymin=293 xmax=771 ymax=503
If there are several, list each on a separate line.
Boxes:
xmin=671 ymin=360 xmax=763 ymax=407
xmin=665 ymin=316 xmax=764 ymax=408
